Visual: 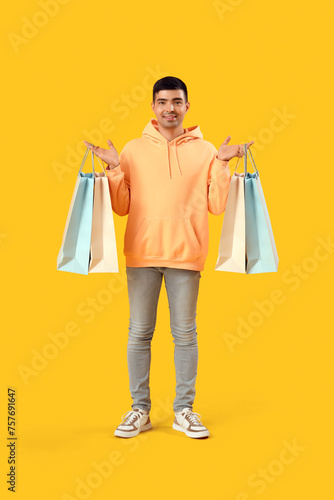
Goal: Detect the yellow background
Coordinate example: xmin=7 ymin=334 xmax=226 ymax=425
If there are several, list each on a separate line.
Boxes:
xmin=1 ymin=0 xmax=333 ymax=498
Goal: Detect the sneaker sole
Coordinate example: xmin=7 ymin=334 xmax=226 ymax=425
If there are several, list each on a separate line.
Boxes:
xmin=114 ymin=422 xmax=152 ymax=438
xmin=172 ymin=422 xmax=209 ymax=438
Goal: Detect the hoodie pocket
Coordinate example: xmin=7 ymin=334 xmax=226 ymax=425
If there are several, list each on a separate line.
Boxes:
xmin=124 ymin=216 xmax=202 ymax=261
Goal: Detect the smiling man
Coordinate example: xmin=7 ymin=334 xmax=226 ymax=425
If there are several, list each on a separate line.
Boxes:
xmin=153 ymin=89 xmax=190 ymax=138
xmin=84 ymin=76 xmax=253 ymax=439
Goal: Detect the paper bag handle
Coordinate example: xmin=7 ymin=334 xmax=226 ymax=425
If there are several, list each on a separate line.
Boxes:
xmin=233 ymin=144 xmax=258 ymax=175
xmin=91 ymin=150 xmax=107 ymax=175
xmin=245 ymin=144 xmax=258 ymax=174
xmin=79 ymin=147 xmax=107 ymax=176
xmin=79 ymin=147 xmax=95 ymax=175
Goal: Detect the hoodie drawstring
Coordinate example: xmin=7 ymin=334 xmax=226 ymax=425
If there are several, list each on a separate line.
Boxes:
xmin=166 ymin=143 xmax=171 ymax=179
xmin=174 ymin=145 xmax=182 ymax=176
xmin=166 ymin=142 xmax=182 ymax=179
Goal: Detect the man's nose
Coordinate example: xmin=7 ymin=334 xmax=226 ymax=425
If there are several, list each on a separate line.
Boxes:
xmin=167 ymin=103 xmax=174 ymax=111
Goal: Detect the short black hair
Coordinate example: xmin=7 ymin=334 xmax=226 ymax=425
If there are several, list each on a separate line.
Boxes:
xmin=153 ymin=76 xmax=188 ymax=103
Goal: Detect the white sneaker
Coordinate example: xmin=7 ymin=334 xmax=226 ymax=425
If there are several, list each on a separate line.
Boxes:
xmin=172 ymin=408 xmax=210 ymax=438
xmin=114 ymin=408 xmax=152 ymax=438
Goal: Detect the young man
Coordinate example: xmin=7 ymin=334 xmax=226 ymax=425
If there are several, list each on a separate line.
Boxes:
xmin=84 ymin=76 xmax=254 ymax=439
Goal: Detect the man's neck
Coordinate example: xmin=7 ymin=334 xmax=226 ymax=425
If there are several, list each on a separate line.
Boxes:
xmin=156 ymin=123 xmax=185 ymax=142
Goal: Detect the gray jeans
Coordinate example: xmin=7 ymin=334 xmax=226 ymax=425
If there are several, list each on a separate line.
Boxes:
xmin=126 ymin=266 xmax=202 ymax=413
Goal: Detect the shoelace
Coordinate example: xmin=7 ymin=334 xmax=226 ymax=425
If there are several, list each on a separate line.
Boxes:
xmin=121 ymin=410 xmax=144 ymax=429
xmin=179 ymin=409 xmax=203 ymax=427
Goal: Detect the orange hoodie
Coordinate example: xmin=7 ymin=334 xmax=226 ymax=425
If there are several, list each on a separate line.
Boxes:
xmin=106 ymin=118 xmax=231 ymax=271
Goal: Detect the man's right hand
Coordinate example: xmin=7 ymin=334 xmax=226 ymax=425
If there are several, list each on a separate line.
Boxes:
xmin=83 ymin=139 xmax=120 ymax=169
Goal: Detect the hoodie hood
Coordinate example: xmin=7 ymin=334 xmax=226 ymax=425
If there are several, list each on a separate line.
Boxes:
xmin=142 ymin=118 xmax=203 ymax=179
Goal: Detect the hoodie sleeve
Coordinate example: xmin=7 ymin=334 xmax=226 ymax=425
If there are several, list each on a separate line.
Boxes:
xmin=105 ymin=145 xmax=130 ymax=216
xmin=207 ymin=153 xmax=231 ymax=215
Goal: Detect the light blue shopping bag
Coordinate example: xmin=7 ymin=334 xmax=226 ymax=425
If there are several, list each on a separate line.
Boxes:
xmin=245 ymin=145 xmax=279 ymax=274
xmin=57 ymin=147 xmax=95 ymax=275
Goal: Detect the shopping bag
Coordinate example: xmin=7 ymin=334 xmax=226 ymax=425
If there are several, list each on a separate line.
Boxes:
xmin=57 ymin=148 xmax=95 ymax=275
xmin=89 ymin=155 xmax=119 ymax=273
xmin=245 ymin=147 xmax=278 ymax=274
xmin=215 ymin=172 xmax=246 ymax=272
xmin=215 ymin=144 xmax=278 ymax=274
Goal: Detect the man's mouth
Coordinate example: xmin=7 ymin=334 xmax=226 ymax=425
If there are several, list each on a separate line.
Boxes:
xmin=163 ymin=115 xmax=177 ymax=121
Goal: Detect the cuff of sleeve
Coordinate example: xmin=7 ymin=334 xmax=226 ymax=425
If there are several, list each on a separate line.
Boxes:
xmin=215 ymin=155 xmax=229 ymax=166
xmin=105 ymin=164 xmax=124 ymax=179
xmin=106 ymin=164 xmax=121 ymax=173
xmin=106 ymin=164 xmax=120 ymax=171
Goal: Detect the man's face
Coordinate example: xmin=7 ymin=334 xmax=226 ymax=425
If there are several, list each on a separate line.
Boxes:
xmin=151 ymin=89 xmax=190 ymax=130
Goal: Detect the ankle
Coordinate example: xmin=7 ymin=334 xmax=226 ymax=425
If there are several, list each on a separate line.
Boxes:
xmin=134 ymin=407 xmax=149 ymax=415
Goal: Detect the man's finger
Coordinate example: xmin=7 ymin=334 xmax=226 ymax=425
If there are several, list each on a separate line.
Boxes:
xmin=246 ymin=140 xmax=255 ymax=148
xmin=222 ymin=135 xmax=231 ymax=145
xmin=83 ymin=140 xmax=97 ymax=150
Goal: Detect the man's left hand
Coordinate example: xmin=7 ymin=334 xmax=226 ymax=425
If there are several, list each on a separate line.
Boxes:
xmin=218 ymin=136 xmax=255 ymax=161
